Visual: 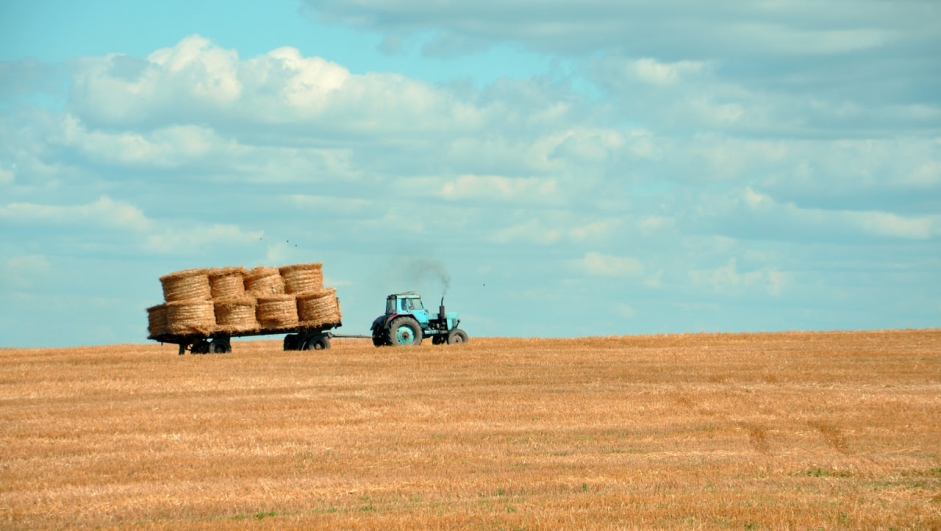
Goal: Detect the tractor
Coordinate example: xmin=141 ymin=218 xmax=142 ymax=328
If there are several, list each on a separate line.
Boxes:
xmin=371 ymin=292 xmax=467 ymax=347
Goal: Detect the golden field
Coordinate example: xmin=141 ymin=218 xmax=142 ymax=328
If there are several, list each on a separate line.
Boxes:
xmin=2 ymin=330 xmax=940 ymax=530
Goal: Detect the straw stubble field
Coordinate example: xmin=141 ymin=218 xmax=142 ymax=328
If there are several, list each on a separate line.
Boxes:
xmin=2 ymin=330 xmax=940 ymax=529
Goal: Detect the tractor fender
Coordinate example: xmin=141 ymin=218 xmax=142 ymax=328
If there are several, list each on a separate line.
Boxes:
xmin=372 ymin=313 xmax=413 ymax=331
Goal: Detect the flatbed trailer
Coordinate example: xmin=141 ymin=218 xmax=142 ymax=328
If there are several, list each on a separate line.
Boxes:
xmin=150 ymin=321 xmax=369 ymax=355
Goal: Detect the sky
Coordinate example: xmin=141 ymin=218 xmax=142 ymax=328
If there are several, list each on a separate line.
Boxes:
xmin=1 ymin=0 xmax=939 ymax=347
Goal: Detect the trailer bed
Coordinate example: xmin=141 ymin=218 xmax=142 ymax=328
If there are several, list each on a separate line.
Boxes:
xmin=149 ymin=320 xmax=345 ymax=354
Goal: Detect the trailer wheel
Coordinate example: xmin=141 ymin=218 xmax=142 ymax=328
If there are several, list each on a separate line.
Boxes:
xmin=191 ymin=339 xmax=211 ymax=354
xmin=387 ymin=317 xmax=422 ymax=347
xmin=209 ymin=337 xmax=231 ymax=354
xmin=304 ymin=335 xmax=330 ymax=350
xmin=283 ymin=334 xmax=300 ymax=351
xmin=447 ymin=329 xmax=468 ymax=345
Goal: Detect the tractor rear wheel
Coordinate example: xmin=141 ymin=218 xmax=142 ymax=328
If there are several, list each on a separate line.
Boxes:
xmin=447 ymin=329 xmax=468 ymax=345
xmin=387 ymin=317 xmax=422 ymax=347
xmin=372 ymin=326 xmax=386 ymax=347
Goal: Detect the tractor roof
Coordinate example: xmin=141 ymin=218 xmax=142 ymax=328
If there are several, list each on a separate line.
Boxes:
xmin=388 ymin=292 xmax=421 ymax=299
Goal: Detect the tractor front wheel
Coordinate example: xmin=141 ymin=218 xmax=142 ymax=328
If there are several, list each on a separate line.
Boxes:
xmin=447 ymin=329 xmax=468 ymax=345
xmin=387 ymin=317 xmax=422 ymax=347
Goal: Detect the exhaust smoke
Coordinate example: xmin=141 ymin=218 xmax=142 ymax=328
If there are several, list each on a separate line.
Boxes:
xmin=401 ymin=257 xmax=451 ymax=298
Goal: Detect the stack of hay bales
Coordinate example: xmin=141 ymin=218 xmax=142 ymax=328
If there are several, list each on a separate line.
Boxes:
xmin=209 ymin=267 xmax=258 ymax=334
xmin=146 ymin=304 xmax=168 ymax=338
xmin=281 ymin=263 xmax=342 ymax=329
xmin=154 ymin=268 xmax=216 ymax=337
xmin=147 ymin=262 xmax=342 ymax=339
xmin=244 ymin=266 xmax=284 ymax=296
xmin=297 ymin=287 xmax=342 ymax=329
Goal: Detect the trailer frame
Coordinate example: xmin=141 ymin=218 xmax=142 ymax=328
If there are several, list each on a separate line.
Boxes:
xmin=149 ymin=321 xmax=368 ymax=355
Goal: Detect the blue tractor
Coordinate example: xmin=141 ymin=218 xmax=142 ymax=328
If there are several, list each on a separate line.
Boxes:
xmin=371 ymin=292 xmax=468 ymax=347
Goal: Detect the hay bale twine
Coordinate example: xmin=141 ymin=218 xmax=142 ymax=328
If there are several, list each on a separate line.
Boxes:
xmin=297 ymin=288 xmax=341 ymax=327
xmin=208 ymin=266 xmax=247 ymax=299
xmin=279 ymin=263 xmax=324 ymax=294
xmin=244 ymin=266 xmax=285 ymax=296
xmin=165 ymin=300 xmax=216 ymax=336
xmin=147 ymin=304 xmax=168 ymax=338
xmin=256 ymin=294 xmax=298 ymax=329
xmin=214 ymin=296 xmax=258 ymax=334
xmin=160 ymin=268 xmax=211 ymax=302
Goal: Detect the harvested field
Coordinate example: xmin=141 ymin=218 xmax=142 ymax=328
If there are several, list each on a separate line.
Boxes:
xmin=2 ymin=330 xmax=940 ymax=530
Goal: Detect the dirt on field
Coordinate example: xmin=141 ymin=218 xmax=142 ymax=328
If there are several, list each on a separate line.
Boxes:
xmin=2 ymin=330 xmax=940 ymax=530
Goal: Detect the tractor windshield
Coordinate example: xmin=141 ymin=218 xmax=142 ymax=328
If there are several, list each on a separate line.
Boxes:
xmin=386 ymin=298 xmax=396 ymax=314
xmin=407 ymin=298 xmax=424 ymax=311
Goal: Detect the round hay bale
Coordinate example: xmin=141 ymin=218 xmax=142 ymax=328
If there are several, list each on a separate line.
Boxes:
xmin=214 ymin=296 xmax=258 ymax=334
xmin=147 ymin=304 xmax=168 ymax=338
xmin=244 ymin=266 xmax=285 ymax=296
xmin=208 ymin=267 xmax=247 ymax=299
xmin=166 ymin=300 xmax=216 ymax=336
xmin=160 ymin=268 xmax=211 ymax=302
xmin=296 ymin=288 xmax=341 ymax=328
xmin=279 ymin=263 xmax=324 ymax=294
xmin=256 ymin=294 xmax=298 ymax=329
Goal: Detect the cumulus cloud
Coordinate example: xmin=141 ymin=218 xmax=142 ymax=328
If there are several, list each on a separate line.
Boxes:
xmin=712 ymin=187 xmax=941 ymax=241
xmin=0 ymin=196 xmax=152 ymax=231
xmin=581 ymin=252 xmax=644 ymax=277
xmin=67 ymin=35 xmax=484 ymax=137
xmin=2 ymin=254 xmax=51 ymax=289
xmin=689 ymin=258 xmax=786 ymax=296
xmin=439 ymin=175 xmax=556 ymax=201
xmin=0 ymin=166 xmax=14 ymax=185
xmin=303 ymin=0 xmax=928 ymax=57
xmin=144 ymin=224 xmax=264 ymax=254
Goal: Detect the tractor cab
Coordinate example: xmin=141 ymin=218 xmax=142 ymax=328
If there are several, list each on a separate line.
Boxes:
xmin=387 ymin=293 xmax=427 ymax=317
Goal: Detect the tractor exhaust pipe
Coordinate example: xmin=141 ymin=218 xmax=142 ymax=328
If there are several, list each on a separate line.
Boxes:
xmin=439 ymin=297 xmax=446 ymax=320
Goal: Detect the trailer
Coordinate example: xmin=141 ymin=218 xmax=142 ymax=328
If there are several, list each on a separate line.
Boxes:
xmin=150 ymin=321 xmax=369 ymax=355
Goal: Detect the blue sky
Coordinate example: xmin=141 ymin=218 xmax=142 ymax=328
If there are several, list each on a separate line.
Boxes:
xmin=1 ymin=0 xmax=939 ymax=347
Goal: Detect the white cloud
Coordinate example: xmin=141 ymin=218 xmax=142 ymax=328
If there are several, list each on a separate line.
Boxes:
xmin=287 ymin=194 xmax=370 ymax=213
xmin=0 ymin=196 xmax=152 ymax=231
xmin=582 ymin=252 xmax=644 ymax=277
xmin=56 ymin=114 xmax=219 ymax=167
xmin=144 ymin=224 xmax=264 ymax=254
xmin=615 ymin=303 xmax=637 ymax=319
xmin=491 ymin=218 xmax=561 ymax=245
xmin=689 ymin=258 xmax=786 ymax=296
xmin=735 ymin=187 xmax=941 ymax=241
xmin=0 ymin=166 xmax=13 ymax=185
xmin=68 ymin=35 xmax=482 ymax=135
xmin=439 ymin=174 xmax=556 ymax=201
xmin=630 ymin=58 xmax=705 ymax=86
xmin=3 ymin=254 xmax=51 ymax=289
